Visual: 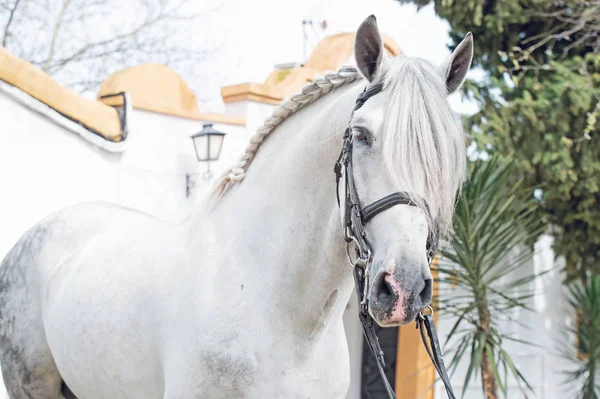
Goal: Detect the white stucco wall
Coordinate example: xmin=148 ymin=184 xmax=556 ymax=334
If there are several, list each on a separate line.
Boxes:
xmin=0 ymin=87 xmax=120 ymax=259
xmin=0 ymin=87 xmax=251 ymax=237
xmin=115 ymin=109 xmax=247 ymax=222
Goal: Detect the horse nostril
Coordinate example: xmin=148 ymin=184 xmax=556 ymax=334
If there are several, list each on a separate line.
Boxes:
xmin=376 ymin=273 xmax=395 ymax=305
xmin=419 ymin=277 xmax=433 ymax=305
xmin=383 ymin=275 xmax=394 ymax=297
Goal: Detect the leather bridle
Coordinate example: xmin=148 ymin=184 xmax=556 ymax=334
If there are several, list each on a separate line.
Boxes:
xmin=334 ymin=83 xmax=456 ymax=399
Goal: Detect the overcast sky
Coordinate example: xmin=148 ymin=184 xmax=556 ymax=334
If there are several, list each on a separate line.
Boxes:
xmin=197 ymin=0 xmax=477 ymax=114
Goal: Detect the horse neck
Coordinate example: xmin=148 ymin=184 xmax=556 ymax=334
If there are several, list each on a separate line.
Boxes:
xmin=205 ymin=82 xmax=364 ymax=335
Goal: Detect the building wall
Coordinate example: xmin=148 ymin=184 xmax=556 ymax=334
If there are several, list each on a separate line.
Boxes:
xmin=115 ymin=109 xmax=246 ymax=222
xmin=0 ymin=88 xmax=120 ymax=259
xmin=0 ymin=88 xmax=250 ymax=233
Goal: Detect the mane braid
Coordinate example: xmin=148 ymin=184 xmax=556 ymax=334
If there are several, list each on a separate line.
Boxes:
xmin=207 ymin=66 xmax=362 ymax=204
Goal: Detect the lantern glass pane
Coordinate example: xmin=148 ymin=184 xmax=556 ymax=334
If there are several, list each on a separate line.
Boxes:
xmin=192 ymin=134 xmax=209 ymax=161
xmin=209 ymin=134 xmax=225 ymax=161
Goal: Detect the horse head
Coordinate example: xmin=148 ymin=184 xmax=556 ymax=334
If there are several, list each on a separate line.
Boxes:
xmin=345 ymin=15 xmax=473 ymax=326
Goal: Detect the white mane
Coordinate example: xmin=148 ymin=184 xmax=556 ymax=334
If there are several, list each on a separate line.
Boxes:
xmin=209 ymin=58 xmax=466 ymax=236
xmin=380 ymin=56 xmax=466 ymax=236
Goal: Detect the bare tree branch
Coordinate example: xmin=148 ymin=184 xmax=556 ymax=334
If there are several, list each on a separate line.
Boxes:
xmin=524 ymin=1 xmax=600 ymax=56
xmin=501 ymin=0 xmax=600 ymax=81
xmin=1 ymin=0 xmax=21 ymax=47
xmin=0 ymin=0 xmax=224 ymax=97
xmin=42 ymin=0 xmax=72 ymax=71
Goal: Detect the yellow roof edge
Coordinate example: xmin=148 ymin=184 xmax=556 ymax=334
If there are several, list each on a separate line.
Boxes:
xmin=100 ymin=93 xmax=246 ymax=126
xmin=0 ymin=47 xmax=124 ymax=142
xmin=97 ymin=64 xmax=203 ymax=120
xmin=221 ymin=83 xmax=283 ymax=105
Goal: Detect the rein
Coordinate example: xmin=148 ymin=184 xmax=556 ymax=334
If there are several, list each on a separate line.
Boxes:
xmin=334 ymin=83 xmax=456 ymax=399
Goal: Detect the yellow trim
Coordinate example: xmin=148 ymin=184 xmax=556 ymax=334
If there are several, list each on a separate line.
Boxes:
xmin=196 ymin=112 xmax=246 ymax=126
xmin=304 ymin=32 xmax=401 ymax=72
xmin=263 ymin=67 xmax=319 ymax=100
xmin=221 ymin=83 xmax=283 ymax=105
xmin=395 ymin=258 xmax=438 ymax=399
xmin=0 ymin=47 xmax=123 ymax=141
xmin=98 ymin=64 xmax=247 ymax=126
xmin=100 ymin=94 xmax=246 ymax=126
xmin=98 ymin=64 xmax=198 ymax=119
xmin=220 ymin=91 xmax=282 ymax=106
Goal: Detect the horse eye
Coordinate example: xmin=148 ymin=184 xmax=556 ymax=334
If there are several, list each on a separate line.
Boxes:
xmin=353 ymin=128 xmax=369 ymax=142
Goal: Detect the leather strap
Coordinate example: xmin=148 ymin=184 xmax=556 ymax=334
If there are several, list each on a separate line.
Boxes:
xmin=417 ymin=314 xmax=456 ymax=399
xmin=361 ymin=193 xmax=439 ymax=258
xmin=354 ymin=83 xmax=384 ymax=110
xmin=362 ymin=320 xmax=396 ymax=399
xmin=353 ymin=266 xmax=397 ymax=399
xmin=361 ymin=193 xmax=415 ymax=224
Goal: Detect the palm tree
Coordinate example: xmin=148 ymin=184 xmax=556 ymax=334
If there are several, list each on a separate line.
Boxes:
xmin=563 ymin=275 xmax=600 ymax=399
xmin=435 ymin=156 xmax=545 ymax=399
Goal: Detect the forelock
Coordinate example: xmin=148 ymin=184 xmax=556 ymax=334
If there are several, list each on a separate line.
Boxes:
xmin=380 ymin=55 xmax=467 ymax=236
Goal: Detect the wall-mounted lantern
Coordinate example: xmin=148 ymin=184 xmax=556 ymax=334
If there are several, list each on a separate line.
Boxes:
xmin=186 ymin=123 xmax=226 ymax=197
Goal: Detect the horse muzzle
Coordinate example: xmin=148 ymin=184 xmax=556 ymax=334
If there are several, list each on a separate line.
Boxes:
xmin=369 ymin=267 xmax=433 ymax=326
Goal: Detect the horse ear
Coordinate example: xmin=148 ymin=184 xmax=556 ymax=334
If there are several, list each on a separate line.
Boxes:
xmin=354 ymin=15 xmax=384 ymax=82
xmin=442 ymin=32 xmax=474 ymax=94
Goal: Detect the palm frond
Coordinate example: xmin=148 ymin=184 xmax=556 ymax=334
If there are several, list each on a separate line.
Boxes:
xmin=438 ymin=155 xmax=543 ymax=397
xmin=561 ymin=276 xmax=600 ymax=399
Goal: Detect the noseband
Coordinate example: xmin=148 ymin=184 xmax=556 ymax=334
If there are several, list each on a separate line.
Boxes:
xmin=333 ymin=83 xmax=456 ymax=399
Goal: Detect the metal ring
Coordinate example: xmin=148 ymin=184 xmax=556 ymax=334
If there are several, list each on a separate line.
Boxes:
xmin=346 ymin=240 xmax=364 ymax=268
xmin=419 ymin=305 xmax=434 ymax=318
xmin=346 ymin=234 xmax=373 ymax=268
xmin=344 ymin=226 xmax=351 ymax=241
xmin=346 ymin=242 xmax=357 ymax=268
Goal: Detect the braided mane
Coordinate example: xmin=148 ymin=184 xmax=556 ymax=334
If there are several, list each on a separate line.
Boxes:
xmin=208 ymin=66 xmax=362 ymax=203
xmin=206 ymin=58 xmax=466 ymax=237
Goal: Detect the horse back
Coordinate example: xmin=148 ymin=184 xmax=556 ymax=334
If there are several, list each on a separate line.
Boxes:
xmin=0 ymin=201 xmax=160 ymax=295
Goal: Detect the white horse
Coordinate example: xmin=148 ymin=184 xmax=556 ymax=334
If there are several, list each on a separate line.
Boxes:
xmin=0 ymin=15 xmax=472 ymax=399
